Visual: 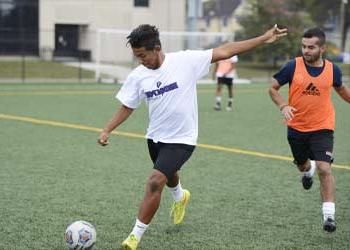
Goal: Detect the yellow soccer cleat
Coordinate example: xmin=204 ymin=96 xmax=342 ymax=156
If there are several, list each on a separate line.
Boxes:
xmin=170 ymin=189 xmax=191 ymax=225
xmin=121 ymin=234 xmax=139 ymax=250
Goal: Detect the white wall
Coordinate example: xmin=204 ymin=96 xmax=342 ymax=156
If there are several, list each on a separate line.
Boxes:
xmin=39 ymin=0 xmax=186 ymax=60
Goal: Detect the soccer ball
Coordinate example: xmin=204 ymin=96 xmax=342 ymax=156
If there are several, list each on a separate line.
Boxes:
xmin=64 ymin=220 xmax=97 ymax=250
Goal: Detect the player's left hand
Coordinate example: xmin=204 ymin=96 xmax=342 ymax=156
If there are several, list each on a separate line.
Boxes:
xmin=263 ymin=24 xmax=288 ymax=44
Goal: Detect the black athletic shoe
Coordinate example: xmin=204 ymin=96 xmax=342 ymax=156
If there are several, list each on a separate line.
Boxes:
xmin=323 ymin=218 xmax=336 ymax=233
xmin=301 ymin=175 xmax=313 ymax=190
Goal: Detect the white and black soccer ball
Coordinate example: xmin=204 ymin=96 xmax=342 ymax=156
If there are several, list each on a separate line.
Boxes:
xmin=64 ymin=220 xmax=96 ymax=250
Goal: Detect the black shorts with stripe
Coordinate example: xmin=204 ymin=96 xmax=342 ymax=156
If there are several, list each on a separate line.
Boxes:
xmin=147 ymin=139 xmax=195 ymax=180
xmin=287 ymin=127 xmax=334 ymax=165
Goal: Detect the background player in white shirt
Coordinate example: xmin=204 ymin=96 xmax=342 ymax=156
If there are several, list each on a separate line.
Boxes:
xmin=98 ymin=24 xmax=287 ymax=250
xmin=213 ymin=55 xmax=238 ymax=111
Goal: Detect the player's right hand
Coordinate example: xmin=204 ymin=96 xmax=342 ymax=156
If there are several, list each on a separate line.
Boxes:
xmin=98 ymin=131 xmax=109 ymax=146
xmin=263 ymin=24 xmax=288 ymax=44
xmin=281 ymin=105 xmax=297 ymax=121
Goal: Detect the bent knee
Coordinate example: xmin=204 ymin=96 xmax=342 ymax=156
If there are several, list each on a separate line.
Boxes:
xmin=318 ymin=167 xmax=332 ymax=176
xmin=317 ymin=162 xmax=332 ymax=176
xmin=297 ymin=162 xmax=309 ymax=172
xmin=147 ymin=171 xmax=167 ymax=193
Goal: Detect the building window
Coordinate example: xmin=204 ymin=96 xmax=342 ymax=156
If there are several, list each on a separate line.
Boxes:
xmin=134 ymin=0 xmax=149 ymax=7
xmin=0 ymin=0 xmax=39 ymax=55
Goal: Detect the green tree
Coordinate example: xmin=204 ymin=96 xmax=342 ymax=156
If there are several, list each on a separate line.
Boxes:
xmin=300 ymin=0 xmax=350 ymax=52
xmin=237 ymin=0 xmax=315 ymax=64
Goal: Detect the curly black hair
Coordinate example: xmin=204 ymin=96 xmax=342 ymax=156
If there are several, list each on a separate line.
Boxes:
xmin=127 ymin=24 xmax=161 ymax=50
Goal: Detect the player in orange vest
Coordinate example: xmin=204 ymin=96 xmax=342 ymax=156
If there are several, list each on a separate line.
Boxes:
xmin=269 ymin=28 xmax=350 ymax=233
xmin=213 ymin=55 xmax=238 ymax=111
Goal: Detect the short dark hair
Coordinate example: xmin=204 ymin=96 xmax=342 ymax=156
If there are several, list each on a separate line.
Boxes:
xmin=126 ymin=24 xmax=161 ymax=50
xmin=303 ymin=28 xmax=326 ymax=46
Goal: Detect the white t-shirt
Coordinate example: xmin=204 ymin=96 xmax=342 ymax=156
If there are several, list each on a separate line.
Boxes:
xmin=216 ymin=55 xmax=238 ymax=78
xmin=116 ymin=49 xmax=213 ymax=145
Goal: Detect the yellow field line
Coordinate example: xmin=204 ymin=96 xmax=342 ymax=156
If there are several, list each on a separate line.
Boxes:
xmin=0 ymin=113 xmax=143 ymax=139
xmin=1 ymin=113 xmax=349 ymax=170
xmin=0 ymin=90 xmax=114 ymax=96
xmin=197 ymin=143 xmax=293 ymax=161
xmin=0 ymin=88 xmax=269 ymax=96
xmin=197 ymin=88 xmax=272 ymax=94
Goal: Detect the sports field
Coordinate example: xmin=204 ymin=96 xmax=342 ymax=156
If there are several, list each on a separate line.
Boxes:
xmin=0 ymin=82 xmax=349 ymax=250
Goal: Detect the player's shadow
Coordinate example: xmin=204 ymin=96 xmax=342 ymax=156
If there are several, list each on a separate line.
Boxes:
xmin=164 ymin=225 xmax=183 ymax=234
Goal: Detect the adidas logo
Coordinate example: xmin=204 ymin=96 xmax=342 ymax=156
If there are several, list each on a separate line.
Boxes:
xmin=302 ymin=83 xmax=320 ymax=96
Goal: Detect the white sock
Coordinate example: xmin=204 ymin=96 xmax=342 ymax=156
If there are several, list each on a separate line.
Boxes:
xmin=304 ymin=160 xmax=316 ymax=177
xmin=322 ymin=202 xmax=335 ymax=221
xmin=130 ymin=219 xmax=148 ymax=241
xmin=168 ymin=182 xmax=184 ymax=202
xmin=215 ymin=96 xmax=221 ymax=103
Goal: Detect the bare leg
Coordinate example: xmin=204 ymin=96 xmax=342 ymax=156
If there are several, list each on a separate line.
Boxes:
xmin=297 ymin=160 xmax=311 ymax=172
xmin=137 ymin=169 xmax=167 ymax=224
xmin=317 ymin=161 xmax=336 ymax=232
xmin=228 ymin=85 xmax=233 ymax=99
xmin=316 ymin=161 xmax=335 ymax=202
xmin=214 ymin=84 xmax=222 ymax=110
xmin=227 ymin=85 xmax=233 ymax=110
xmin=215 ymin=84 xmax=222 ymax=97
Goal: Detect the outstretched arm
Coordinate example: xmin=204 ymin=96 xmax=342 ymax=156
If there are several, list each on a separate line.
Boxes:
xmin=98 ymin=105 xmax=134 ymax=146
xmin=269 ymin=80 xmax=296 ymax=121
xmin=212 ymin=25 xmax=287 ymax=63
xmin=334 ymin=85 xmax=350 ymax=104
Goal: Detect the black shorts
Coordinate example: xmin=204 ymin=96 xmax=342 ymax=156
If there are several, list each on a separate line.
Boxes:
xmin=287 ymin=127 xmax=334 ymax=165
xmin=217 ymin=77 xmax=233 ymax=86
xmin=147 ymin=139 xmax=195 ymax=180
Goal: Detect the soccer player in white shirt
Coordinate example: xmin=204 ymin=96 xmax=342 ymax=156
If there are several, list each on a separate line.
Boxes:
xmin=98 ymin=24 xmax=287 ymax=250
xmin=213 ymin=55 xmax=239 ymax=111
